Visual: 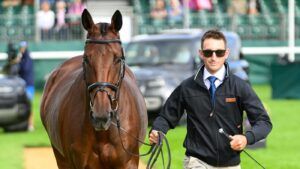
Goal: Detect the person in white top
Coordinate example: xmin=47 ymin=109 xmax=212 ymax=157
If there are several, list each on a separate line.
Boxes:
xmin=36 ymin=1 xmax=55 ymax=40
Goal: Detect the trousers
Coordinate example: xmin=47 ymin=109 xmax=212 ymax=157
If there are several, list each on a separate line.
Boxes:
xmin=184 ymin=156 xmax=241 ymax=169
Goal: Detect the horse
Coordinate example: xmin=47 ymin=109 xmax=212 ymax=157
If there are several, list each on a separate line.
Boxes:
xmin=40 ymin=9 xmax=148 ymax=169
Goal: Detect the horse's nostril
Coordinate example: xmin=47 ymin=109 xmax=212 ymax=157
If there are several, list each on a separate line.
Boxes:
xmin=91 ymin=112 xmax=112 ymax=131
xmin=92 ymin=114 xmax=109 ymax=123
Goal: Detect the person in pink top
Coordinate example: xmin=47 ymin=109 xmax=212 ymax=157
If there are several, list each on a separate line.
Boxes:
xmin=67 ymin=0 xmax=86 ymax=25
xmin=56 ymin=1 xmax=66 ymax=29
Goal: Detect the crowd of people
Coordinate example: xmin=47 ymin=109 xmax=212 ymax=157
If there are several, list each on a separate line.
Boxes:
xmin=36 ymin=0 xmax=86 ymax=40
xmin=0 ymin=0 xmax=86 ymax=40
xmin=149 ymin=0 xmax=261 ymax=25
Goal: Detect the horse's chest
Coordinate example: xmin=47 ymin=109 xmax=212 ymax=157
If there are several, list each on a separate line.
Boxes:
xmin=70 ymin=142 xmax=123 ymax=168
xmin=96 ymin=143 xmax=122 ymax=162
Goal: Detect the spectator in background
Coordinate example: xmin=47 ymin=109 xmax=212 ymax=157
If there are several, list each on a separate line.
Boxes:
xmin=227 ymin=0 xmax=247 ymax=16
xmin=37 ymin=1 xmax=55 ymax=40
xmin=247 ymin=0 xmax=260 ymax=15
xmin=68 ymin=0 xmax=86 ymax=15
xmin=1 ymin=0 xmax=21 ymax=7
xmin=67 ymin=0 xmax=86 ymax=25
xmin=150 ymin=0 xmax=168 ymax=25
xmin=167 ymin=0 xmax=183 ymax=25
xmin=40 ymin=0 xmax=55 ymax=7
xmin=21 ymin=0 xmax=34 ymax=5
xmin=188 ymin=0 xmax=213 ymax=12
xmin=18 ymin=41 xmax=35 ymax=131
xmin=55 ymin=0 xmax=67 ymax=40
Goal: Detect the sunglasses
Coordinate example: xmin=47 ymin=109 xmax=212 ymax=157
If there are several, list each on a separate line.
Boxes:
xmin=201 ymin=49 xmax=226 ymax=58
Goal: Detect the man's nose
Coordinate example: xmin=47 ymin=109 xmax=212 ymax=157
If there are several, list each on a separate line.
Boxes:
xmin=211 ymin=52 xmax=218 ymax=59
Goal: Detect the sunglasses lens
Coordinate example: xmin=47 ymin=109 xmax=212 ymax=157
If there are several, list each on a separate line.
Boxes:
xmin=203 ymin=50 xmax=213 ymax=57
xmin=215 ymin=50 xmax=226 ymax=57
xmin=202 ymin=50 xmax=225 ymax=57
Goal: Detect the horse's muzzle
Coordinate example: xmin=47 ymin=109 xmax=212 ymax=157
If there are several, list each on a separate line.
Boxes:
xmin=90 ymin=112 xmax=112 ymax=131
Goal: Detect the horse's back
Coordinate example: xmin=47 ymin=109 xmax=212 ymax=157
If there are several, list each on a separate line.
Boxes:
xmin=40 ymin=55 xmax=83 ymax=154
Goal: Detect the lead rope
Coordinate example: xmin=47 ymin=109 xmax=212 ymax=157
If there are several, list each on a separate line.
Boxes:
xmin=146 ymin=131 xmax=171 ymax=169
xmin=111 ymin=119 xmax=171 ymax=169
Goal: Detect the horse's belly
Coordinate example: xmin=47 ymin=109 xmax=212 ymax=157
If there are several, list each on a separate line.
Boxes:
xmin=42 ymin=72 xmax=80 ymax=156
xmin=43 ymin=89 xmax=69 ymax=155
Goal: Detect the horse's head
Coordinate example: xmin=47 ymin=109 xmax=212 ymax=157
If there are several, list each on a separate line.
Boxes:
xmin=82 ymin=9 xmax=124 ymax=131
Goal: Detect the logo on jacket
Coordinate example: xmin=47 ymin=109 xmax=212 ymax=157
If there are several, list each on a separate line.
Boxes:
xmin=225 ymin=97 xmax=236 ymax=103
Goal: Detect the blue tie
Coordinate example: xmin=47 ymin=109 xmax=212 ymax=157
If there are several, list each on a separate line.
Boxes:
xmin=208 ymin=76 xmax=217 ymax=106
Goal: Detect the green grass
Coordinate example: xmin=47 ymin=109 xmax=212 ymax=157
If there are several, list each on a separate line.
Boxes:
xmin=0 ymin=85 xmax=300 ymax=169
xmin=0 ymin=92 xmax=51 ymax=169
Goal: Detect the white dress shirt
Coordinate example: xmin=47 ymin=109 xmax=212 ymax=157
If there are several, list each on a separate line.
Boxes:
xmin=203 ymin=65 xmax=226 ymax=90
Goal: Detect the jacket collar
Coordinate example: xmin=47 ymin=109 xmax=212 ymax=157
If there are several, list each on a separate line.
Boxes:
xmin=193 ymin=62 xmax=230 ymax=88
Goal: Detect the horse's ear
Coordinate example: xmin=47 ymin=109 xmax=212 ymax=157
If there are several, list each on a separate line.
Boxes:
xmin=111 ymin=10 xmax=122 ymax=32
xmin=82 ymin=9 xmax=94 ymax=30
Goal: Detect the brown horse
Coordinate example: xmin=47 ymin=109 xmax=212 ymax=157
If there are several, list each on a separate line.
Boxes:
xmin=40 ymin=9 xmax=148 ymax=169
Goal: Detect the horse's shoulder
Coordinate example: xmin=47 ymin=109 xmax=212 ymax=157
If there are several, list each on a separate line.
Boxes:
xmin=49 ymin=55 xmax=82 ymax=80
xmin=60 ymin=55 xmax=83 ymax=70
xmin=43 ymin=55 xmax=83 ymax=102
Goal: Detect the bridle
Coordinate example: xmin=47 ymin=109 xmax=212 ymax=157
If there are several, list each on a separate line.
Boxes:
xmin=83 ymin=38 xmax=125 ymax=118
xmin=82 ymin=27 xmax=171 ymax=169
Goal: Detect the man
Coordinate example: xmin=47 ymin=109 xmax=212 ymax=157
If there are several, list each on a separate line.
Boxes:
xmin=149 ymin=30 xmax=272 ymax=168
xmin=18 ymin=41 xmax=35 ymax=131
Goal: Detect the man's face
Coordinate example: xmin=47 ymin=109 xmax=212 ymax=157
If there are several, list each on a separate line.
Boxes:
xmin=199 ymin=38 xmax=229 ymax=74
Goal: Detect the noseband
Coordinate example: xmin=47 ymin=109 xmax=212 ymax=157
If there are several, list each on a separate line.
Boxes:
xmin=83 ymin=38 xmax=125 ymax=115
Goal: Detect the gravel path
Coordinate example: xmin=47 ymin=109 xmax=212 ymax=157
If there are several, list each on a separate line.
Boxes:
xmin=24 ymin=147 xmax=147 ymax=169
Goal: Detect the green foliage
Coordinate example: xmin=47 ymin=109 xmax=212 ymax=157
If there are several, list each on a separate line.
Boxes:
xmin=0 ymin=86 xmax=300 ymax=169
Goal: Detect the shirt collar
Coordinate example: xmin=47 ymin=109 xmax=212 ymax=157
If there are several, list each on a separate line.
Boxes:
xmin=203 ymin=65 xmax=226 ymax=82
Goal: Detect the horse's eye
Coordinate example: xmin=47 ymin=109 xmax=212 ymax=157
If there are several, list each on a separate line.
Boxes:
xmin=83 ymin=56 xmax=90 ymax=65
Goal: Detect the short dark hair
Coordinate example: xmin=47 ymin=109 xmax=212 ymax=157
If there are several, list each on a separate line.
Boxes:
xmin=201 ymin=29 xmax=227 ymax=49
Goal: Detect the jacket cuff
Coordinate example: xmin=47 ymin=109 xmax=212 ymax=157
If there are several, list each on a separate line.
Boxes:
xmin=245 ymin=131 xmax=255 ymax=145
xmin=150 ymin=127 xmax=168 ymax=135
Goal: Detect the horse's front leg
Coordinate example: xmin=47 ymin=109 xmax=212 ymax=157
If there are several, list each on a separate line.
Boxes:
xmin=123 ymin=157 xmax=140 ymax=169
xmin=52 ymin=146 xmax=71 ymax=169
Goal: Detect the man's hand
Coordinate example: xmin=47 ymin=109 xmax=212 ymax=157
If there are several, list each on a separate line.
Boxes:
xmin=149 ymin=130 xmax=159 ymax=144
xmin=229 ymin=134 xmax=247 ymax=151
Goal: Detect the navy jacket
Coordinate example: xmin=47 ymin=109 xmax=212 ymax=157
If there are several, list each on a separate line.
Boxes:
xmin=19 ymin=50 xmax=34 ymax=86
xmin=152 ymin=63 xmax=272 ymax=167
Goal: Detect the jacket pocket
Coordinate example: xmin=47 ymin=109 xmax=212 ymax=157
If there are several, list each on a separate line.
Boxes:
xmin=216 ymin=95 xmax=243 ymax=132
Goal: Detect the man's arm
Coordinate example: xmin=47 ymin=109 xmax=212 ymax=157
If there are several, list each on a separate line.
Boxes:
xmin=150 ymin=85 xmax=185 ymax=143
xmin=241 ymin=82 xmax=273 ymax=145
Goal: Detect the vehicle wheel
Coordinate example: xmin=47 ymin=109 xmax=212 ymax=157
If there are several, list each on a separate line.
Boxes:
xmin=3 ymin=120 xmax=28 ymax=132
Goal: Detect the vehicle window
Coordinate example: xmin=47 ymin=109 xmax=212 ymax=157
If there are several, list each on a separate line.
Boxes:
xmin=126 ymin=40 xmax=193 ymax=65
xmin=225 ymin=33 xmax=241 ymax=61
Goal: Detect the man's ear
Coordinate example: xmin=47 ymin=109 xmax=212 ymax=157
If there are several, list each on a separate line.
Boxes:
xmin=199 ymin=49 xmax=204 ymax=60
xmin=224 ymin=48 xmax=230 ymax=59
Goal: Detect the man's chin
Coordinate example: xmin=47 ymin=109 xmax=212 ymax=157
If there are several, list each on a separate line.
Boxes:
xmin=207 ymin=65 xmax=221 ymax=74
